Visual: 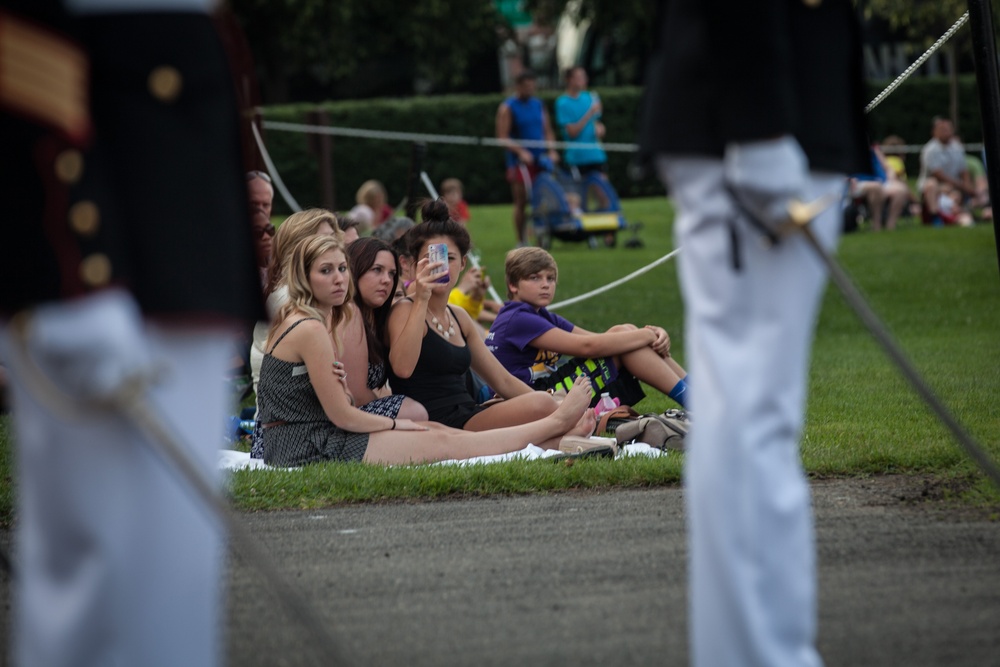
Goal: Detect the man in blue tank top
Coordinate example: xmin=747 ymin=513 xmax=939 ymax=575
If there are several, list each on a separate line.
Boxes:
xmin=496 ymin=70 xmax=559 ymax=245
xmin=554 ymin=66 xmax=607 ymax=174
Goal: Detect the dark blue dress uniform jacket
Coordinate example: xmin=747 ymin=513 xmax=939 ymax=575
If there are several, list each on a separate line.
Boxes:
xmin=0 ymin=1 xmax=264 ymax=324
xmin=639 ymin=0 xmax=870 ymax=177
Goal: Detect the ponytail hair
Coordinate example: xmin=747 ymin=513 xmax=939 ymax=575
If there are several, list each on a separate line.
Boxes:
xmin=405 ymin=198 xmax=471 ymax=259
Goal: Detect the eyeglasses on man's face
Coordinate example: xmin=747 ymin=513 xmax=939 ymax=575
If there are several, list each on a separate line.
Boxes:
xmin=254 ymin=223 xmax=276 ymax=240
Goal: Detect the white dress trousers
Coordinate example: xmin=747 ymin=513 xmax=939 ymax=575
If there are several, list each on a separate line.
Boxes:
xmin=658 ymin=157 xmax=843 ymax=667
xmin=1 ymin=302 xmax=232 ymax=667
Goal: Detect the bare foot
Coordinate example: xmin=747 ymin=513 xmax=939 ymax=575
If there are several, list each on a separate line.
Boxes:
xmin=551 ymin=375 xmax=592 ymax=431
xmin=568 ymin=408 xmax=597 ymax=437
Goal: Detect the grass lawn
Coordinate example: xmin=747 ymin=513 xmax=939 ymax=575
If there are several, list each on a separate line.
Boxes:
xmin=1 ymin=197 xmax=999 ymax=520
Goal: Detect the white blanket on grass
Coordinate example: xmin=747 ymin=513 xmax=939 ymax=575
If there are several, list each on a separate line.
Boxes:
xmin=218 ymin=441 xmax=665 ymax=472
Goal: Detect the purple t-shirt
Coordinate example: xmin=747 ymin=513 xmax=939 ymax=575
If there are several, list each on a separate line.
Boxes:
xmin=486 ymin=301 xmax=575 ymax=384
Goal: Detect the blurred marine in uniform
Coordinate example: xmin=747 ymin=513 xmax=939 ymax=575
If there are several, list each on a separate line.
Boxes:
xmin=0 ymin=1 xmax=264 ymax=665
xmin=639 ymin=1 xmax=869 ymax=666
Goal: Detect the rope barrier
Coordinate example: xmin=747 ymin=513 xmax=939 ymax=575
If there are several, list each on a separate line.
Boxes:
xmin=252 ymin=122 xmax=302 ymax=213
xmin=548 ymin=248 xmax=682 ymax=311
xmin=420 ymin=171 xmax=439 ymax=199
xmin=866 ymin=12 xmax=969 ymax=113
xmin=261 ymin=119 xmax=639 ymax=153
xmin=881 ymin=143 xmax=983 ymax=154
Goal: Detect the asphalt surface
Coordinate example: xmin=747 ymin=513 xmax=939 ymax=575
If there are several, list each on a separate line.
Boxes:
xmin=225 ymin=478 xmax=1000 ymax=667
xmin=2 ymin=477 xmax=998 ymax=666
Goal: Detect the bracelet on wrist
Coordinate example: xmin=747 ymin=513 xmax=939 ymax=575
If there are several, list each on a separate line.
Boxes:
xmin=391 ymin=418 xmax=396 ymax=430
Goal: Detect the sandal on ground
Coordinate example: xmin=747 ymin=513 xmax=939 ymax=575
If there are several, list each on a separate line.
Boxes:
xmin=553 ymin=435 xmax=618 ymax=460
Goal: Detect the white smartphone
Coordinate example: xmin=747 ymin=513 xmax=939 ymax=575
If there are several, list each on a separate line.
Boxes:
xmin=428 ymin=243 xmax=450 ymax=284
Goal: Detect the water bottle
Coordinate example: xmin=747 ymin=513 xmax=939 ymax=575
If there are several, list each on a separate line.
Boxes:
xmin=595 ymin=392 xmax=617 ymax=417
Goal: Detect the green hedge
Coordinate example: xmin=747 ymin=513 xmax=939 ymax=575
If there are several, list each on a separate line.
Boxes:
xmin=260 ymin=76 xmax=984 ymax=213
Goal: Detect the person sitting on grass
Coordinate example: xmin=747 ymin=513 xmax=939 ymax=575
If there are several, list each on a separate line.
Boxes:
xmin=251 ymin=208 xmax=342 ymax=396
xmin=448 ymin=264 xmax=502 ymax=338
xmin=386 ymin=200 xmax=572 ymax=432
xmin=256 ymin=233 xmax=596 ymax=467
xmin=336 ymin=212 xmax=362 ymax=245
xmin=441 ymin=177 xmax=470 ymax=223
xmin=344 ymin=237 xmax=428 ymax=420
xmin=254 ymin=211 xmax=424 ymax=424
xmin=486 ymin=247 xmax=689 ymax=410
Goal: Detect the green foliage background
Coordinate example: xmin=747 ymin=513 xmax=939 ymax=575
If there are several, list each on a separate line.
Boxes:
xmin=261 ymin=76 xmax=985 ymax=214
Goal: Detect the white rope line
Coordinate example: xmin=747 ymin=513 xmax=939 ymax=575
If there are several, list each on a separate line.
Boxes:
xmin=420 ymin=171 xmax=439 ymax=199
xmin=251 ymin=122 xmax=302 ymax=213
xmin=880 ymin=143 xmax=983 ymax=154
xmin=548 ymin=247 xmax=682 ymax=311
xmin=262 ymin=119 xmax=639 ymax=153
xmin=866 ymin=12 xmax=969 ymax=114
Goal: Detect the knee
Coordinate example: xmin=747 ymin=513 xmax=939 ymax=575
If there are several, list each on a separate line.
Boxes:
xmin=608 ymin=323 xmax=637 ymax=333
xmin=527 ymin=391 xmax=558 ymax=418
xmin=399 ymin=398 xmax=428 ymax=422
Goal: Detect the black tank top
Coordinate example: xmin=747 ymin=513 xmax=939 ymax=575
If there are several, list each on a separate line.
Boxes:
xmin=387 ymin=305 xmax=474 ymax=414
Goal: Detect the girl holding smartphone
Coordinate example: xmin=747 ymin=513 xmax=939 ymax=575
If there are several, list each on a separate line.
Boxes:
xmin=387 ymin=200 xmax=594 ymax=442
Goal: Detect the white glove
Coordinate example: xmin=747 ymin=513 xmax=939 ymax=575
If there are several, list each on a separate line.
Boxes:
xmin=723 ymin=136 xmax=808 ymax=236
xmin=24 ymin=289 xmax=157 ymax=403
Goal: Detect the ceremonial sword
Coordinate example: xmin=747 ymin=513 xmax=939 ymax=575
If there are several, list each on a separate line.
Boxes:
xmin=783 ymin=196 xmax=1000 ymax=489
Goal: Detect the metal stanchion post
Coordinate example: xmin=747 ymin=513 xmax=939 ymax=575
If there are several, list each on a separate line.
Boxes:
xmin=306 ymin=109 xmax=336 ymax=211
xmin=406 ymin=142 xmax=428 ymax=220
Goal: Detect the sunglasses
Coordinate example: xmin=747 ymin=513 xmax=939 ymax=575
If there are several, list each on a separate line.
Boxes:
xmin=254 ymin=223 xmax=276 ymax=240
xmin=246 ymin=170 xmax=272 ymax=184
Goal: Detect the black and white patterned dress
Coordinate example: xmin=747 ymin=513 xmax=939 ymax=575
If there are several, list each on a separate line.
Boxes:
xmin=356 ymin=361 xmax=405 ymax=417
xmin=250 ymin=335 xmax=405 ymax=459
xmin=256 ymin=318 xmax=369 ymax=466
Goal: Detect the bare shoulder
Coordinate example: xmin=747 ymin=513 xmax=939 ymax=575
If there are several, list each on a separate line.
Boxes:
xmin=451 ymin=305 xmax=482 ymax=343
xmin=450 ymin=303 xmax=476 ymax=329
xmin=388 ymin=298 xmax=414 ymax=321
xmin=270 ymin=315 xmax=326 ymax=348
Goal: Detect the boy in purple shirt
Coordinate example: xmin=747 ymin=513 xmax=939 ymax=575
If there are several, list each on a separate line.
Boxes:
xmin=486 ymin=247 xmax=689 ymax=408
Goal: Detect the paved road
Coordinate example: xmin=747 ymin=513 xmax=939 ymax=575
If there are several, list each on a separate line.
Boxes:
xmin=226 ymin=478 xmax=1000 ymax=667
xmin=2 ymin=478 xmax=997 ymax=665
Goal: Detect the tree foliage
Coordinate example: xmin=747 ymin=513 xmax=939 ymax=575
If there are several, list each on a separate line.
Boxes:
xmin=229 ymin=0 xmax=503 ymax=102
xmin=524 ymin=0 xmax=658 ymax=84
xmin=863 ymin=0 xmax=972 ymax=41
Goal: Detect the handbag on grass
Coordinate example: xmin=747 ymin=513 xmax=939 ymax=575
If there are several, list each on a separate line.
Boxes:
xmin=595 ymin=405 xmax=640 ymax=436
xmin=614 ymin=410 xmax=689 ymax=451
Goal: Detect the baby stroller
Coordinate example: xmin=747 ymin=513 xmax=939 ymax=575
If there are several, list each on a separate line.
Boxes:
xmin=529 ymin=165 xmax=627 ymax=249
